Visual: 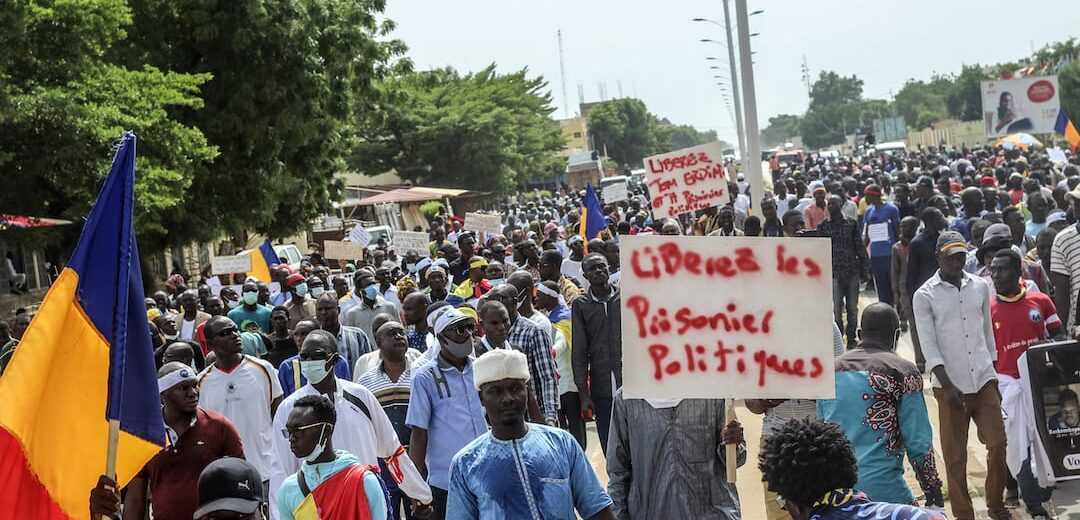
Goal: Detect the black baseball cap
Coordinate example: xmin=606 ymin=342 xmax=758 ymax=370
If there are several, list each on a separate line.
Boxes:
xmin=193 ymin=457 xmax=264 ymax=518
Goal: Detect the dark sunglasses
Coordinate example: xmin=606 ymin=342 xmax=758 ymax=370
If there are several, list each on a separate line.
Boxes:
xmin=215 ymin=326 xmax=238 ymax=338
xmin=298 ymin=350 xmax=334 ymax=361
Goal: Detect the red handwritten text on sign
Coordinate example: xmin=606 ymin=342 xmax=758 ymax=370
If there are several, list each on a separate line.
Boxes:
xmin=644 ymin=141 xmax=728 ymax=218
xmin=619 ymin=235 xmax=835 ymax=400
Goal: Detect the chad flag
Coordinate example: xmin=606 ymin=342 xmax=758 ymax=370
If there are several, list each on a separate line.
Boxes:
xmin=245 ymin=239 xmax=282 ymax=282
xmin=293 ymin=464 xmax=380 ymax=520
xmin=0 ymin=133 xmax=165 ymax=519
xmin=1056 ymin=109 xmax=1080 ymax=152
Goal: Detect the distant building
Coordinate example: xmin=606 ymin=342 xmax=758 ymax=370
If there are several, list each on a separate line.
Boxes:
xmin=558 ymin=116 xmax=589 ymax=158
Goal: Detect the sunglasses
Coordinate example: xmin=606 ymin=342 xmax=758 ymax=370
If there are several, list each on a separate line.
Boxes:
xmin=282 ymin=421 xmax=331 ymax=439
xmin=299 ymin=350 xmax=333 ymax=361
xmin=450 ymin=321 xmax=476 ymax=335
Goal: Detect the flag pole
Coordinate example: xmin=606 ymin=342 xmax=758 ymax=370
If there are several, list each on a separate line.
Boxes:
xmin=725 ymin=400 xmax=737 ymax=483
xmin=105 ymin=418 xmax=120 ymax=479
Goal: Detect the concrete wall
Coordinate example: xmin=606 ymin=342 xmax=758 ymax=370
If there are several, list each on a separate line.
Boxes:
xmin=906 ymin=120 xmax=988 ymax=149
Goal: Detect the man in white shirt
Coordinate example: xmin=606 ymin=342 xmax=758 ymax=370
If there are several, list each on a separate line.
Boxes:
xmin=270 ymin=329 xmax=433 ymax=517
xmin=913 ymin=231 xmax=1009 ymax=520
xmin=174 ymin=289 xmax=210 ymax=342
xmin=197 ymin=316 xmax=283 ymax=491
xmin=561 ymin=236 xmax=586 ymax=287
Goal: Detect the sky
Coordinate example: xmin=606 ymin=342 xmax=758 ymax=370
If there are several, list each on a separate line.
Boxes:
xmin=385 ymin=0 xmax=1079 ymax=149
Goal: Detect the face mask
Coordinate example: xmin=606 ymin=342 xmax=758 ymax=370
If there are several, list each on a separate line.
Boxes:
xmin=163 ymin=333 xmax=178 ymax=341
xmin=294 ymin=283 xmax=309 ymax=298
xmin=226 ymin=298 xmax=241 ymax=309
xmin=363 ymin=285 xmax=380 ymax=300
xmin=242 ymin=292 xmax=258 ymax=306
xmin=406 ymin=263 xmax=417 ymax=273
xmin=489 ymin=278 xmax=505 ymax=287
xmin=310 ymin=287 xmax=325 ymax=298
xmin=300 ymin=423 xmax=331 ymax=463
xmin=442 ymin=337 xmax=474 ymax=358
xmin=300 ymin=357 xmax=334 ymax=384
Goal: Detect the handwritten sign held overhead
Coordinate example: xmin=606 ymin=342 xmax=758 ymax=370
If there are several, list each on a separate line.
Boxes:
xmin=323 ymin=240 xmax=365 ymax=261
xmin=644 ymin=141 xmax=728 ymax=218
xmin=464 ymin=212 xmax=503 ymax=236
xmin=394 ymin=230 xmax=431 ymax=257
xmin=210 ymin=255 xmax=252 ymax=275
xmin=602 ymin=182 xmax=629 ymax=203
xmin=619 ymin=235 xmax=835 ymax=400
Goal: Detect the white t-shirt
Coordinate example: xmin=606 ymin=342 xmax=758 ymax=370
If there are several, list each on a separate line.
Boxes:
xmin=179 ymin=319 xmax=196 ymax=341
xmin=198 ymin=356 xmax=283 ymax=481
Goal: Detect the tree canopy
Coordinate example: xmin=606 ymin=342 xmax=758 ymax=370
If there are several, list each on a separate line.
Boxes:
xmin=350 ymin=65 xmax=566 ymax=192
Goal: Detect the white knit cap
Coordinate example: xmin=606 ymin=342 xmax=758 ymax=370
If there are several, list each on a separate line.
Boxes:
xmin=473 ymin=349 xmax=530 ymax=388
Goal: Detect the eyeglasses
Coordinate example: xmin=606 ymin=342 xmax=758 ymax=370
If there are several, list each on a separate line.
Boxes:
xmin=282 ymin=421 xmax=331 ymax=440
xmin=450 ymin=321 xmax=476 ymax=335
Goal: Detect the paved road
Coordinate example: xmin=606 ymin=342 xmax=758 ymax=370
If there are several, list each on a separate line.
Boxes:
xmin=581 ymin=292 xmax=1080 ymax=519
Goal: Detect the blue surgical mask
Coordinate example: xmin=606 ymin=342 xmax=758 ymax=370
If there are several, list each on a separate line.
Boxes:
xmin=294 ymin=283 xmax=309 ymax=297
xmin=363 ymin=285 xmax=380 ymax=300
xmin=489 ymin=278 xmax=505 ymax=287
xmin=311 ymin=287 xmax=325 ymax=298
xmin=242 ymin=291 xmax=258 ymax=306
xmin=300 ymin=357 xmax=333 ymax=384
xmin=406 ymin=262 xmax=417 ymax=273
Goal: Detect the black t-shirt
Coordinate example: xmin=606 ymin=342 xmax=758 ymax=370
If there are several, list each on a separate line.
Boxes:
xmin=264 ymin=336 xmax=298 ymax=368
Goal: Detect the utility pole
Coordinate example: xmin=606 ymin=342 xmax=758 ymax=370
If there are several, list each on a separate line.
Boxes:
xmin=801 ymin=54 xmax=812 ymax=102
xmin=557 ymin=30 xmax=570 ymax=118
xmin=722 ymin=0 xmax=748 ymax=177
xmin=735 ymin=0 xmax=764 ymax=210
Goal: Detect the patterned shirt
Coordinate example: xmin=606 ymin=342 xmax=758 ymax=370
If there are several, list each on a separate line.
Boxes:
xmin=475 ymin=317 xmax=559 ymax=423
xmin=817 ymin=216 xmax=866 ymax=279
xmin=807 ymin=489 xmax=946 ymax=520
xmin=817 ymin=345 xmax=943 ymax=505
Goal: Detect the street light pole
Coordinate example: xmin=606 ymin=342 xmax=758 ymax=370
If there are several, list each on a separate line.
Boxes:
xmin=721 ymin=0 xmax=749 ymax=181
xmin=734 ymin=0 xmax=764 ymax=210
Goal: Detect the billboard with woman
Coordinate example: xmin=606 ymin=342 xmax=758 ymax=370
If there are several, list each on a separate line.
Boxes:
xmin=981 ymin=76 xmax=1061 ymax=137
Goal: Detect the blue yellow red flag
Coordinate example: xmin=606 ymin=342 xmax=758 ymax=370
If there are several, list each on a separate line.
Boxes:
xmin=0 ymin=132 xmax=165 ymax=520
xmin=1055 ymin=109 xmax=1080 ymax=152
xmin=579 ymin=183 xmax=608 ymax=242
xmin=245 ymin=239 xmax=282 ymax=282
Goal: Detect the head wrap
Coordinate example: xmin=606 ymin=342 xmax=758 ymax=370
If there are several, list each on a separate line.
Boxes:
xmin=863 ymin=185 xmax=882 ymax=197
xmin=473 ymin=349 xmax=530 ymax=388
xmin=1047 ymin=210 xmax=1067 ymax=225
xmin=147 ymin=308 xmax=162 ymax=322
xmin=158 ymin=366 xmax=198 ymax=393
xmin=469 ymin=257 xmax=489 ymax=270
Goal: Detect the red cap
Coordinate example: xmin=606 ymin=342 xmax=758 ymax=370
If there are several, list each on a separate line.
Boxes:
xmin=285 ymin=273 xmax=305 ymax=287
xmin=979 ymin=176 xmax=997 ymax=187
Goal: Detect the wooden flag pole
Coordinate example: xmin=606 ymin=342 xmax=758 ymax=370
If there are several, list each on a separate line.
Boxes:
xmin=725 ymin=400 xmax=737 ymax=483
xmin=105 ymin=418 xmax=120 ymax=479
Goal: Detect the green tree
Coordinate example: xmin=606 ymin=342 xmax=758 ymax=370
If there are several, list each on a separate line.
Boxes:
xmin=800 ymin=71 xmax=878 ymax=149
xmin=808 ymin=71 xmax=864 ymax=110
xmin=760 ymin=114 xmax=802 ymax=147
xmin=115 ymin=0 xmax=406 ymax=243
xmin=350 ymin=65 xmax=566 ymax=192
xmin=892 ymin=76 xmax=953 ymax=130
xmin=656 ymin=124 xmax=725 ymax=152
xmin=0 ymin=0 xmax=216 ymax=249
xmin=586 ymin=98 xmax=659 ymax=167
xmin=946 ymin=65 xmax=989 ymax=121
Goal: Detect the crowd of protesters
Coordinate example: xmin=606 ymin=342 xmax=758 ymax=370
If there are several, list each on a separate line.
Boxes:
xmin=2 ymin=141 xmax=1076 ymax=519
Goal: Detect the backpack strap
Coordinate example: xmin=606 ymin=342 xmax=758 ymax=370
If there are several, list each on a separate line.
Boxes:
xmin=341 ymin=390 xmax=373 ymax=422
xmin=292 ymin=358 xmax=302 ymax=393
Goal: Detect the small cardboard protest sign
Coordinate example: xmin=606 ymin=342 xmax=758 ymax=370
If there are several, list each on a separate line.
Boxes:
xmin=464 ymin=212 xmax=503 ymax=236
xmin=602 ymin=182 xmax=629 ymax=203
xmin=210 ymin=255 xmax=252 ymax=275
xmin=323 ymin=240 xmax=365 ymax=261
xmin=643 ymin=141 xmax=728 ymax=218
xmin=394 ymin=230 xmax=431 ymax=257
xmin=619 ymin=235 xmax=835 ymax=400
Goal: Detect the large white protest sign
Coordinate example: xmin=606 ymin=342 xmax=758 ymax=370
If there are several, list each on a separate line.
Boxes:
xmin=210 ymin=255 xmax=252 ymax=275
xmin=348 ymin=224 xmax=371 ymax=247
xmin=981 ymin=76 xmax=1061 ymax=137
xmin=394 ymin=230 xmax=431 ymax=257
xmin=602 ymin=182 xmax=629 ymax=203
xmin=619 ymin=235 xmax=835 ymax=400
xmin=643 ymin=141 xmax=728 ymax=219
xmin=464 ymin=212 xmax=503 ymax=236
xmin=323 ymin=240 xmax=365 ymax=261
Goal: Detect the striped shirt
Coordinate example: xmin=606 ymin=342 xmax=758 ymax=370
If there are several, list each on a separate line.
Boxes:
xmin=356 ymin=362 xmax=414 ymax=446
xmin=1051 ymin=225 xmax=1080 ymax=328
xmin=475 ymin=317 xmax=560 ymax=423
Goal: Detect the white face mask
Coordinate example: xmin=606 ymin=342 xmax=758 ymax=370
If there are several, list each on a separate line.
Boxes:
xmin=310 ymin=287 xmax=326 ymax=298
xmin=300 ymin=423 xmax=331 ymax=463
xmin=225 ymin=298 xmax=241 ymax=309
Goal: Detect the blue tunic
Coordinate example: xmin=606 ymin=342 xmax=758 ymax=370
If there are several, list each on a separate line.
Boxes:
xmin=447 ymin=425 xmax=612 ymax=520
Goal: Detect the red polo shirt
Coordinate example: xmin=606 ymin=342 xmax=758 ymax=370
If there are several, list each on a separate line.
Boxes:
xmin=990 ymin=290 xmax=1061 ymax=379
xmin=139 ymin=408 xmax=244 ymax=520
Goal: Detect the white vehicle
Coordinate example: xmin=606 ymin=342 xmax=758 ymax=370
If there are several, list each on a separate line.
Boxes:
xmin=600 ymin=175 xmax=629 ymax=190
xmin=240 ymin=243 xmax=303 ymax=271
xmin=873 ymin=141 xmax=907 ymax=155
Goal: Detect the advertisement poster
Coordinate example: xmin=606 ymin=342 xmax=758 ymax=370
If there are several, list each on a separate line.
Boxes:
xmin=1025 ymin=341 xmax=1080 ymax=481
xmin=981 ymin=76 xmax=1061 ymax=137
